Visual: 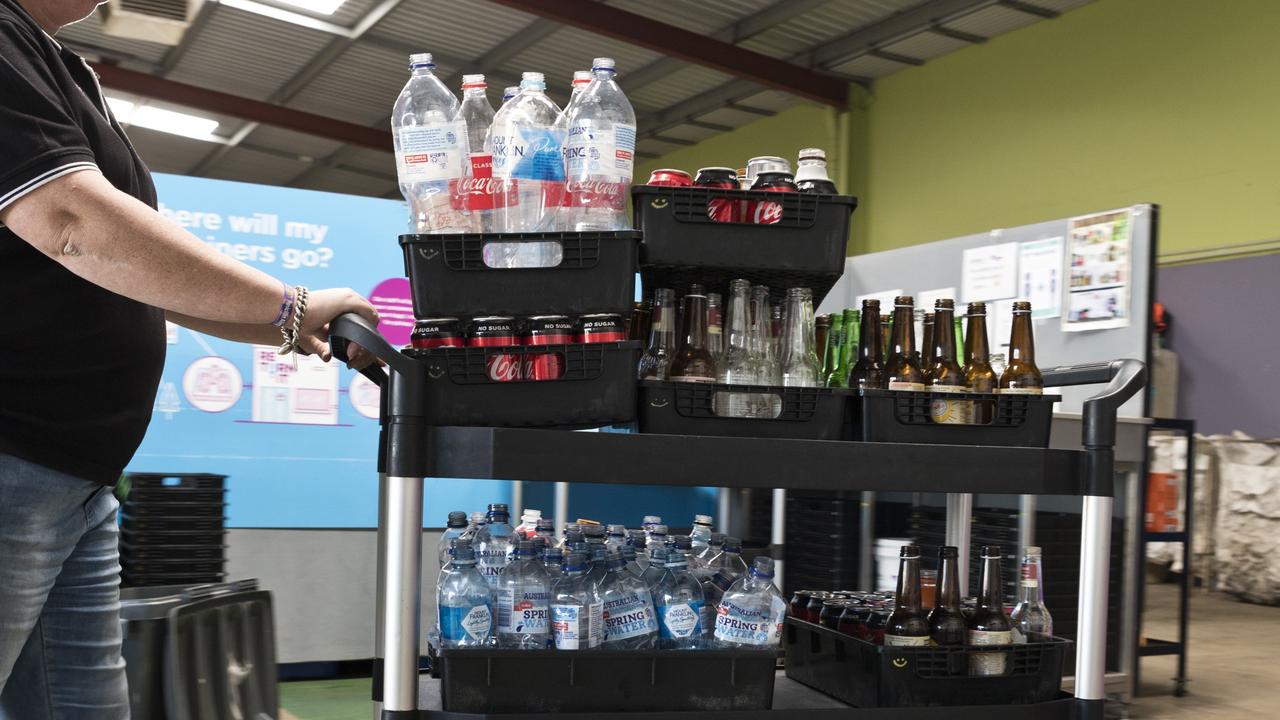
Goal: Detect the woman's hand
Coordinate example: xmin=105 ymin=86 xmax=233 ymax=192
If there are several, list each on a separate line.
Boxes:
xmin=296 ymin=288 xmax=381 ymax=369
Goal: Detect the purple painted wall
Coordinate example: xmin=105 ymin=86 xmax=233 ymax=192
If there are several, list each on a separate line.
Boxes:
xmin=1158 ymin=253 xmax=1280 ymax=436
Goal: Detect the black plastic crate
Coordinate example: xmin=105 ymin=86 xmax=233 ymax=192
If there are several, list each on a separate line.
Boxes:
xmin=120 ymin=501 xmax=226 ymax=518
xmin=407 ymin=341 xmax=639 ymax=427
xmin=400 ymin=231 xmax=639 ymax=319
xmin=632 ymin=185 xmax=856 ymax=307
xmin=121 ymin=572 xmax=227 ymax=588
xmin=121 ymin=541 xmax=226 ymax=561
xmin=121 ymin=473 xmax=226 ymax=492
xmin=638 ymin=381 xmax=854 ymax=440
xmin=124 ymin=488 xmax=226 ymax=504
xmin=784 ymin=618 xmax=1068 ymax=708
xmin=120 ymin=513 xmax=226 ymax=534
xmin=853 ymin=390 xmax=1059 ymax=448
xmin=122 ymin=558 xmax=227 ymax=578
xmin=437 ymin=647 xmax=776 ymax=713
xmin=122 ymin=528 xmax=226 ymax=547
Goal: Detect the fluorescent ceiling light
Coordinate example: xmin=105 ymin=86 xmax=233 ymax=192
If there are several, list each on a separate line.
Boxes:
xmin=105 ymin=95 xmax=223 ymax=143
xmin=217 ymin=0 xmax=351 ymax=34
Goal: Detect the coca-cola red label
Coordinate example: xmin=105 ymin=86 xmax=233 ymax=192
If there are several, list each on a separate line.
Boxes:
xmin=751 ymin=200 xmax=783 ymax=225
xmin=706 ymin=197 xmax=736 ymax=223
xmin=486 ymin=353 xmax=521 ymax=382
xmin=563 ymin=179 xmax=625 ymax=211
xmin=449 ymin=154 xmax=520 ymax=211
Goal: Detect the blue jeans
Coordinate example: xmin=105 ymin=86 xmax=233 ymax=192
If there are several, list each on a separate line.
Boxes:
xmin=0 ymin=454 xmax=129 ymax=719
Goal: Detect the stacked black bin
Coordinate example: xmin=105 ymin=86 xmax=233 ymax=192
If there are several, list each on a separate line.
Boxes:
xmin=118 ymin=473 xmax=227 ymax=587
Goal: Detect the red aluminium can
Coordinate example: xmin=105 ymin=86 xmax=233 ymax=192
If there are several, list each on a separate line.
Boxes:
xmin=694 ymin=166 xmax=738 ymax=223
xmin=521 ymin=315 xmax=574 ymax=381
xmin=411 ymin=317 xmax=464 ymax=349
xmin=468 ymin=316 xmax=520 ymax=382
xmin=646 ymin=168 xmax=693 ymax=187
xmin=576 ymin=313 xmax=626 ymax=343
xmin=748 ymin=171 xmax=798 ymax=225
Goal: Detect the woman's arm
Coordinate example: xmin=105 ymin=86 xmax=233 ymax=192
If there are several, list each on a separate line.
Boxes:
xmin=2 ymin=168 xmax=378 ymax=364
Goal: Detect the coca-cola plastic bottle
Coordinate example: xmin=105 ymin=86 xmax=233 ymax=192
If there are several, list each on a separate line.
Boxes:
xmin=488 ymin=72 xmax=564 ymax=235
xmin=391 ymin=53 xmax=468 ymax=234
xmin=562 ymin=57 xmax=636 ymax=232
xmin=453 ymin=74 xmax=496 ymax=233
xmin=552 ymin=70 xmax=593 ymax=230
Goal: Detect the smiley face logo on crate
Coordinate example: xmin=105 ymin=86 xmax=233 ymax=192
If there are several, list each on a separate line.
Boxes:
xmin=891 ymin=657 xmax=909 ymax=670
xmin=418 ymin=247 xmax=440 ymax=262
xmin=650 ymin=198 xmax=669 ymax=209
xmin=426 ymin=362 xmax=446 ymax=379
xmin=649 ymin=397 xmax=669 ymax=408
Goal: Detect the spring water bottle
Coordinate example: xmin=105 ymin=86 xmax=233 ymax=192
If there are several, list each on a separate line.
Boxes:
xmin=714 ymin=557 xmax=787 ymax=648
xmin=715 ymin=535 xmax=749 ymax=580
xmin=437 ymin=540 xmax=494 ymax=648
xmin=542 ymin=545 xmax=564 ymax=580
xmin=694 ymin=533 xmax=724 ymax=578
xmin=438 ymin=510 xmax=468 ymax=568
xmin=551 ymin=553 xmax=602 ymax=650
xmin=453 ymin=74 xmax=496 ymax=233
xmin=562 ymin=57 xmax=636 ymax=231
xmin=627 ymin=529 xmax=649 ymax=571
xmin=488 ymin=71 xmax=563 ymax=234
xmin=690 ymin=515 xmax=714 ymax=556
xmin=553 ymin=70 xmax=592 ymax=230
xmin=599 ymin=550 xmax=659 ymax=649
xmin=585 ymin=540 xmax=610 ymax=589
xmin=605 ymin=524 xmax=627 ymax=553
xmin=700 ymin=569 xmax=736 ymax=640
xmin=642 ymin=544 xmax=670 ymax=594
xmin=460 ymin=511 xmax=486 ymax=542
xmin=534 ymin=518 xmax=555 ymax=549
xmin=654 ymin=546 xmax=705 ymax=649
xmin=622 ymin=540 xmax=645 ymax=579
xmin=496 ymin=540 xmax=552 ymax=649
xmin=391 ymin=53 xmax=467 ymax=233
xmin=475 ymin=503 xmax=514 ymax=590
xmin=646 ymin=524 xmax=669 ymax=563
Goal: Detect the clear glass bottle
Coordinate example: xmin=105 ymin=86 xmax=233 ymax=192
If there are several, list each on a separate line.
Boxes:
xmin=453 ymin=73 xmax=496 ymax=233
xmin=392 ymin=53 xmax=466 ymax=234
xmin=638 ymin=288 xmax=677 ymax=380
xmin=780 ymin=288 xmax=822 ymax=387
xmin=496 ymin=540 xmax=552 ymax=649
xmin=669 ymin=292 xmax=718 ymax=382
xmin=713 ymin=557 xmax=787 ymax=648
xmin=716 ymin=279 xmax=757 ymax=417
xmin=654 ymin=546 xmax=706 ymax=649
xmin=706 ymin=292 xmax=724 ymax=361
xmin=562 ymin=57 xmax=636 ymax=231
xmin=437 ymin=510 xmax=469 ymax=568
xmin=599 ymin=550 xmax=659 ymax=649
xmin=436 ymin=540 xmax=494 ymax=648
xmin=551 ymin=553 xmax=601 ymax=650
xmin=1011 ymin=546 xmax=1054 ymax=642
xmin=747 ymin=285 xmax=778 ymax=385
xmin=475 ymin=503 xmax=514 ymax=590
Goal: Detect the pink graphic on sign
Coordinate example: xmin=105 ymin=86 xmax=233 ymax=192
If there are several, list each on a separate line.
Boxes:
xmin=369 ymin=277 xmax=414 ymax=347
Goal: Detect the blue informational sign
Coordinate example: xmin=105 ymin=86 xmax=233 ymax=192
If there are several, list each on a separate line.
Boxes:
xmin=131 ymin=174 xmax=710 ymax=529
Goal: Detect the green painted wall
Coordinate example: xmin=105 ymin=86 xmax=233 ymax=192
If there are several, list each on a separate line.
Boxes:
xmin=641 ymin=0 xmax=1280 ymax=261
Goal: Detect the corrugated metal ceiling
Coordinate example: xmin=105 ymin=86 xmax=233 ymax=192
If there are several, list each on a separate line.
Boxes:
xmin=57 ymin=0 xmax=1092 ymax=197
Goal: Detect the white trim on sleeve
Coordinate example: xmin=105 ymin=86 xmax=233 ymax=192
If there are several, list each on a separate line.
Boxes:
xmin=0 ymin=161 xmax=98 ymax=216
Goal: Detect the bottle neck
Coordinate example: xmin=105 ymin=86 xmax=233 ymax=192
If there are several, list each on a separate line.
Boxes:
xmin=1010 ymin=311 xmax=1035 ymax=364
xmin=681 ymin=296 xmax=710 ymax=350
xmin=825 ymin=320 xmax=844 ymax=368
xmin=782 ymin=293 xmax=815 ymax=361
xmin=726 ymin=287 xmax=751 ymax=350
xmin=965 ymin=315 xmax=989 ymax=366
xmin=937 ymin=553 xmax=962 ymax=609
xmin=934 ymin=309 xmax=957 ymax=364
xmin=978 ymin=555 xmax=1004 ymax=610
xmin=648 ymin=299 xmax=676 ymax=350
xmin=858 ymin=308 xmax=880 ymax=361
xmin=1018 ymin=554 xmax=1046 ymax=604
xmin=896 ymin=554 xmax=922 ymax=612
xmin=891 ymin=305 xmax=915 ymax=356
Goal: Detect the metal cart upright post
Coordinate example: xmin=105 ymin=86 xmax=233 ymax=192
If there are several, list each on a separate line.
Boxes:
xmin=332 ymin=314 xmax=1146 ymax=720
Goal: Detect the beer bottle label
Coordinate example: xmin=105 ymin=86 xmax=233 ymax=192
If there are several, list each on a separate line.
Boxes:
xmin=602 ymin=592 xmax=658 ymax=641
xmin=884 ymin=633 xmax=931 ymax=647
xmin=440 ymin=602 xmax=492 ymax=644
xmin=929 ymin=385 xmax=970 ymax=424
xmin=998 ymin=387 xmax=1043 ymax=395
xmin=659 ymin=601 xmax=703 ymax=639
xmin=968 ymin=629 xmax=1014 ymax=675
xmin=887 ymin=380 xmax=925 ymax=391
xmin=552 ymin=604 xmax=582 ymax=650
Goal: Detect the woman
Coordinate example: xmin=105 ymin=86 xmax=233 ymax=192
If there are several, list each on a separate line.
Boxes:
xmin=0 ymin=0 xmax=379 ymax=716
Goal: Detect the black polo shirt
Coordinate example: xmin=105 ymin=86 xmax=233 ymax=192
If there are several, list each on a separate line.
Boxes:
xmin=0 ymin=0 xmax=165 ymax=485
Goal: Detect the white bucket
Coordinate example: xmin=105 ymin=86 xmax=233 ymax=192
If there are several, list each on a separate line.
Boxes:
xmin=874 ymin=537 xmax=914 ymax=592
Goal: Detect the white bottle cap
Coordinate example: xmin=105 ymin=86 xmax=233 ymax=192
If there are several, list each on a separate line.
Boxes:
xmin=522 ymin=509 xmax=542 ymax=518
xmin=695 ymin=514 xmax=713 ymax=525
xmin=798 ymin=147 xmax=826 ymax=161
xmin=408 ymin=53 xmax=434 ymax=69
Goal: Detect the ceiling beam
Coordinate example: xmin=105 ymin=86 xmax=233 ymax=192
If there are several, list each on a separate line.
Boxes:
xmin=999 ymin=0 xmax=1059 ymax=18
xmin=484 ymin=0 xmax=848 ymax=107
xmin=91 ymin=63 xmax=393 ymax=151
xmin=867 ymin=48 xmax=925 ymax=66
xmin=928 ymin=25 xmax=988 ymax=43
xmin=156 ymin=0 xmax=217 ymax=75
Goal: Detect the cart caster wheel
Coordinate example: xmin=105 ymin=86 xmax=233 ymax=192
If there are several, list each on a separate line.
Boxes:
xmin=1174 ymin=682 xmax=1188 ymax=697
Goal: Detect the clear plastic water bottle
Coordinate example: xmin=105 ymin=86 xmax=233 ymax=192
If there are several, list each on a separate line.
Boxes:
xmin=501 ymin=86 xmax=518 ymax=105
xmin=460 ymin=511 xmax=487 ymax=542
xmin=513 ymin=508 xmax=542 ymax=539
xmin=438 ymin=510 xmax=469 ymax=568
xmin=562 ymin=57 xmax=636 ymax=231
xmin=599 ymin=550 xmax=658 ymax=649
xmin=641 ymin=515 xmax=662 ymax=538
xmin=641 ymin=544 xmax=669 ymax=594
xmin=583 ymin=523 xmax=607 ymax=556
xmin=690 ymin=515 xmax=714 ymax=556
xmin=605 ymin=524 xmax=627 ymax=553
xmin=646 ymin=524 xmax=669 ymax=562
xmin=699 ymin=569 xmax=736 ymax=640
xmin=557 ymin=522 xmax=581 ymax=550
xmin=488 ymin=71 xmax=564 ymax=234
xmin=552 ymin=70 xmax=592 ymax=230
xmin=542 ymin=545 xmax=564 ymax=580
xmin=627 ymin=529 xmax=649 ymax=571
xmin=713 ymin=557 xmax=787 ymax=648
xmin=437 ymin=540 xmax=494 ymax=648
xmin=585 ymin=540 xmax=609 ymax=589
xmin=694 ymin=533 xmax=725 ymax=577
xmin=475 ymin=503 xmax=514 ymax=590
xmin=391 ymin=53 xmax=468 ymax=234
xmin=496 ymin=539 xmax=552 ymax=649
xmin=672 ymin=534 xmax=695 ymax=567
xmin=551 ymin=553 xmax=602 ymax=650
xmin=453 ymin=73 xmax=496 ymax=234
xmin=622 ymin=541 xmax=645 ymax=579
xmin=654 ymin=546 xmax=705 ymax=649
xmin=534 ymin=518 xmax=556 ymax=549
xmin=715 ymin=536 xmax=749 ymax=580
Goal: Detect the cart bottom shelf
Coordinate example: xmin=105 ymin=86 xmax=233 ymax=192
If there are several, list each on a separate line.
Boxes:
xmin=410 ymin=673 xmax=1075 ymax=719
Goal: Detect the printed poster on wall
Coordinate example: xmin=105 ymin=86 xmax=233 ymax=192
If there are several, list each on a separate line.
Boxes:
xmin=1063 ymin=208 xmax=1132 ymax=331
xmin=1017 ymin=237 xmax=1064 ymax=319
xmin=961 ymin=240 xmax=1018 ymax=303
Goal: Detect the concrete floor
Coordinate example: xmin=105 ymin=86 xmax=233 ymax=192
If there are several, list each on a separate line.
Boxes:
xmin=277 ymin=583 xmax=1280 ymax=718
xmin=1127 ymin=583 xmax=1280 ymax=719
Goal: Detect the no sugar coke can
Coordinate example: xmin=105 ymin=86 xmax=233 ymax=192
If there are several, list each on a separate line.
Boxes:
xmin=411 ymin=317 xmax=464 ymax=349
xmin=521 ymin=315 xmax=574 ymax=381
xmin=468 ymin=316 xmax=520 ymax=382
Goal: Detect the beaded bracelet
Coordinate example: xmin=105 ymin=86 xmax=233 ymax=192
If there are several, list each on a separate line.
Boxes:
xmin=278 ymin=286 xmax=309 ymax=357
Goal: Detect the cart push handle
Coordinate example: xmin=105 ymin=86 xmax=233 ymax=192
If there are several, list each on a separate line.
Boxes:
xmin=1042 ymin=358 xmax=1146 ymax=449
xmin=329 ymin=312 xmax=415 ymax=386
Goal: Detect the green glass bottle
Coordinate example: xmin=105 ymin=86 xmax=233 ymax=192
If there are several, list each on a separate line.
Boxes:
xmin=832 ymin=308 xmax=858 ymax=388
xmin=821 ymin=312 xmax=844 ymax=383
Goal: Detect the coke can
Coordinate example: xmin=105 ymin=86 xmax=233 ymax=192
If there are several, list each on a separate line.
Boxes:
xmin=745 ymin=156 xmax=790 ymax=189
xmin=694 ymin=166 xmax=738 ymax=223
xmin=521 ymin=315 xmax=574 ymax=381
xmin=646 ymin=168 xmax=693 ymax=187
xmin=411 ymin=317 xmax=464 ymax=349
xmin=748 ymin=171 xmax=798 ymax=225
xmin=468 ymin=316 xmax=520 ymax=382
xmin=576 ymin=313 xmax=626 ymax=343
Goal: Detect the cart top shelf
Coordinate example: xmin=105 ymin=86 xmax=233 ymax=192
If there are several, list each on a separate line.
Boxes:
xmin=416 ymin=426 xmax=1104 ymax=497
